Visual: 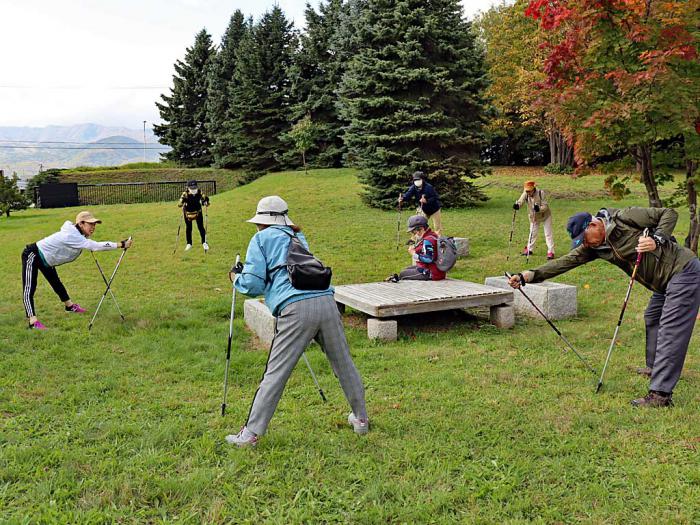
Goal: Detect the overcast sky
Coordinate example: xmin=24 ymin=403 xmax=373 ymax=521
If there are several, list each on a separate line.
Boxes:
xmin=0 ymin=0 xmax=499 ymax=130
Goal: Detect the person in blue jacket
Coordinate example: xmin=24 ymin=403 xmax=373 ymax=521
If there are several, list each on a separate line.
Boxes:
xmin=225 ymin=195 xmax=369 ymax=447
xmin=398 ymin=171 xmax=442 ymax=234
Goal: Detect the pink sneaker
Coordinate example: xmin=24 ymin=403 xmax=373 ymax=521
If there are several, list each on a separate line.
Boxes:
xmin=547 ymin=252 xmax=555 ymax=260
xmin=65 ymin=303 xmax=87 ymax=313
xmin=29 ymin=320 xmax=47 ymax=330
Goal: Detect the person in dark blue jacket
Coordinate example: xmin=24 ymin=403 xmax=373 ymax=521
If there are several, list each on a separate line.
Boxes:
xmin=398 ymin=171 xmax=442 ymax=233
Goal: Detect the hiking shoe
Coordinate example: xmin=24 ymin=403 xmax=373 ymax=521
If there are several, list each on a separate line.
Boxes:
xmin=29 ymin=320 xmax=47 ymax=330
xmin=635 ymin=366 xmax=652 ymax=378
xmin=225 ymin=426 xmax=258 ymax=447
xmin=65 ymin=303 xmax=87 ymax=313
xmin=631 ymin=391 xmax=673 ymax=408
xmin=185 ymin=244 xmax=192 ymax=251
xmin=203 ymin=242 xmax=209 ymax=252
xmin=348 ymin=412 xmax=369 ymax=435
xmin=547 ymin=252 xmax=555 ymax=260
xmin=384 ymin=273 xmax=399 ymax=283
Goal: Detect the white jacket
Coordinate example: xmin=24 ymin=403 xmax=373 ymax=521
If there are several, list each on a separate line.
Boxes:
xmin=36 ymin=221 xmax=119 ymax=267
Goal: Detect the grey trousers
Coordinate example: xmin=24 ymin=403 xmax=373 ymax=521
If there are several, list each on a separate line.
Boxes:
xmin=644 ymin=258 xmax=700 ymax=393
xmin=246 ymin=294 xmax=367 ymax=436
xmin=399 ymin=265 xmax=431 ymax=281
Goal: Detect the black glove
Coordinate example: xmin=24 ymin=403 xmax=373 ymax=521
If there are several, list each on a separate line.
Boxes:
xmin=534 ymin=204 xmax=540 ymax=212
xmin=120 ymin=239 xmax=129 ymax=249
xmin=230 ymin=261 xmax=244 ymax=274
xmin=517 ymin=273 xmax=526 ymax=286
xmin=513 ymin=203 xmax=520 ymax=210
xmin=651 ymin=230 xmax=668 ymax=247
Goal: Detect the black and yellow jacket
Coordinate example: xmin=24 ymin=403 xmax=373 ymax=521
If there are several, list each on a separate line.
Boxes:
xmin=178 ymin=190 xmax=209 ymax=215
xmin=531 ymin=207 xmax=697 ymax=294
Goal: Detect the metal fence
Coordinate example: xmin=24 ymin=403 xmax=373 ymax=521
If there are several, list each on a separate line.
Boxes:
xmin=66 ymin=180 xmax=217 ymax=206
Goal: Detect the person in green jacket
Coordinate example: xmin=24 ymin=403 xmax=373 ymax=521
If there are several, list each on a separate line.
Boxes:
xmin=508 ymin=206 xmax=699 ymax=407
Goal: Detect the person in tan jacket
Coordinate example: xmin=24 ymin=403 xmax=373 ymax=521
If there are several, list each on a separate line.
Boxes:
xmin=514 ymin=180 xmax=555 ymax=259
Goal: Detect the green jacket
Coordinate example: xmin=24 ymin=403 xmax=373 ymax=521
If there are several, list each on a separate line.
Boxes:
xmin=531 ymin=207 xmax=697 ymax=293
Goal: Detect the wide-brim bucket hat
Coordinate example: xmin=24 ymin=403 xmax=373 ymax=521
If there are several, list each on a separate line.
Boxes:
xmin=247 ymin=195 xmax=295 ymax=226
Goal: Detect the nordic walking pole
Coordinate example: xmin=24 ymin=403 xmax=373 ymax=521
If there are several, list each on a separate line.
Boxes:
xmin=396 ymin=198 xmax=402 ymax=250
xmin=89 ymin=237 xmax=131 ymax=330
xmin=596 ymin=229 xmax=648 ymax=393
xmin=525 ymin=221 xmax=534 ymax=264
xmin=172 ymin=213 xmax=183 ymax=255
xmin=506 ymin=208 xmax=517 ymax=263
xmin=222 ymin=254 xmax=240 ymax=417
xmin=302 ymin=352 xmax=327 ymax=402
xmin=204 ymin=206 xmax=209 ymax=253
xmin=90 ymin=252 xmax=125 ymax=321
xmin=505 ymin=272 xmax=597 ymax=375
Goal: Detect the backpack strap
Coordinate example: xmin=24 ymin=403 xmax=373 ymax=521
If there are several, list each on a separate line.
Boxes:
xmin=265 ymin=227 xmax=295 ymax=283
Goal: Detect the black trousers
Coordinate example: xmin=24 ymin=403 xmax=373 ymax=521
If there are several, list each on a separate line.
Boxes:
xmin=185 ymin=212 xmax=206 ymax=244
xmin=21 ymin=243 xmax=70 ymax=318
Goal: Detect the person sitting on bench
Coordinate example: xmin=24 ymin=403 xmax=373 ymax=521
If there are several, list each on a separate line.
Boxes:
xmin=388 ymin=215 xmax=446 ymax=282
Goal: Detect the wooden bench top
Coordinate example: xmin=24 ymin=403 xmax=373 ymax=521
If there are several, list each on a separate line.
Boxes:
xmin=333 ymin=279 xmax=514 ymax=318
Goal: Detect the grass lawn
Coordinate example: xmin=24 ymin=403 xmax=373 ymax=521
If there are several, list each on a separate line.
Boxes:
xmin=1 ymin=167 xmax=699 ymax=523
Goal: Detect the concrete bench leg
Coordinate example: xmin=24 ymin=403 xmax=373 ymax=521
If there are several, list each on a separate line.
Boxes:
xmin=367 ymin=318 xmax=397 ymax=341
xmin=490 ymin=304 xmax=514 ymax=329
xmin=336 ymin=302 xmax=346 ymax=314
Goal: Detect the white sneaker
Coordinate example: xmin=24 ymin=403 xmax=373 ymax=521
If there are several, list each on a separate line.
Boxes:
xmin=225 ymin=426 xmax=258 ymax=447
xmin=184 ymin=244 xmax=192 ymax=251
xmin=348 ymin=412 xmax=369 ymax=435
xmin=203 ymin=242 xmax=209 ymax=252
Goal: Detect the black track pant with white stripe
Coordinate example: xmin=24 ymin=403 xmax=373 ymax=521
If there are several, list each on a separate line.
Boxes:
xmin=21 ymin=243 xmax=70 ymax=318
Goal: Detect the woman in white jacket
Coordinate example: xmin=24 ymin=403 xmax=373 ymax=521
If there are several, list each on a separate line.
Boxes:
xmin=21 ymin=210 xmax=133 ymax=330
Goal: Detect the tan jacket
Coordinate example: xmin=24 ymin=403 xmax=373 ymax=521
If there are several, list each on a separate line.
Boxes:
xmin=517 ymin=188 xmax=551 ymax=222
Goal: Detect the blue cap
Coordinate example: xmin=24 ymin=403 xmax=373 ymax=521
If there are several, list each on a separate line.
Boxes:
xmin=567 ymin=212 xmax=592 ymax=249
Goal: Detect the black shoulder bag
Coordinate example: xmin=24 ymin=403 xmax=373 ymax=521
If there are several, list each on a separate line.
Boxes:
xmin=274 ymin=229 xmax=332 ymax=290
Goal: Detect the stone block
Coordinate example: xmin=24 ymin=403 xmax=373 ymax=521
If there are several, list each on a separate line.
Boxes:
xmin=484 ymin=276 xmax=577 ymax=320
xmin=367 ymin=318 xmax=397 ymax=341
xmin=489 ymin=304 xmax=515 ymax=328
xmin=454 ymin=237 xmax=470 ymax=257
xmin=244 ymin=299 xmax=275 ymax=347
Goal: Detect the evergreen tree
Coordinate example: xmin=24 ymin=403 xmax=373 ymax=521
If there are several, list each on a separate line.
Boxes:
xmin=206 ymin=11 xmax=249 ymax=168
xmin=225 ymin=7 xmax=297 ymax=176
xmin=154 ymin=29 xmax=216 ymax=167
xmin=287 ymin=0 xmax=348 ymax=168
xmin=338 ymin=0 xmax=489 ymax=209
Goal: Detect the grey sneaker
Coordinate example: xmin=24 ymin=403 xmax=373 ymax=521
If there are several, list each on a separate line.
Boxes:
xmin=348 ymin=412 xmax=369 ymax=435
xmin=225 ymin=426 xmax=258 ymax=447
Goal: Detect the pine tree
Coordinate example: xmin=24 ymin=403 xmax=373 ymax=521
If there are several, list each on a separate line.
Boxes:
xmin=338 ymin=0 xmax=489 ymax=209
xmin=225 ymin=7 xmax=297 ymax=176
xmin=287 ymin=0 xmax=348 ymax=168
xmin=154 ymin=29 xmax=216 ymax=167
xmin=206 ymin=11 xmax=249 ymax=168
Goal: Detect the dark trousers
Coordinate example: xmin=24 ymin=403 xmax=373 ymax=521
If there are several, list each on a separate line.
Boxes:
xmin=21 ymin=244 xmax=70 ymax=318
xmin=399 ymin=265 xmax=431 ymax=281
xmin=644 ymin=258 xmax=700 ymax=393
xmin=185 ymin=212 xmax=206 ymax=244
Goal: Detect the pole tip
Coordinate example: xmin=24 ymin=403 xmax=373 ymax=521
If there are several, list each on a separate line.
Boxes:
xmin=595 ymin=382 xmax=603 ymax=393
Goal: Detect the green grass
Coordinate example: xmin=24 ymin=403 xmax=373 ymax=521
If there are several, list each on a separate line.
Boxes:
xmin=1 ymin=167 xmax=699 ymax=523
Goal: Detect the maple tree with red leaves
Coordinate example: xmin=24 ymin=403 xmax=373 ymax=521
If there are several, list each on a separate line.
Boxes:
xmin=526 ymin=0 xmax=700 ymax=250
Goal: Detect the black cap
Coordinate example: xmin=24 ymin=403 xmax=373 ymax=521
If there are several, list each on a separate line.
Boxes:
xmin=567 ymin=212 xmax=592 ymax=249
xmin=406 ymin=214 xmax=429 ymax=232
xmin=412 ymin=171 xmax=425 ymax=181
xmin=187 ymin=180 xmax=198 ymax=188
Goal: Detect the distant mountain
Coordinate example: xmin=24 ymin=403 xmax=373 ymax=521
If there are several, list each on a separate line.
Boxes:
xmin=0 ymin=124 xmax=170 ymax=180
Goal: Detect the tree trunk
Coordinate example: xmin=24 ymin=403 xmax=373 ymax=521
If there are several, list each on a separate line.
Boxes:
xmin=547 ymin=126 xmax=574 ymax=168
xmin=637 ymin=143 xmax=662 ymax=207
xmin=302 ymin=150 xmax=307 ymax=174
xmin=686 ymin=159 xmax=699 ymax=254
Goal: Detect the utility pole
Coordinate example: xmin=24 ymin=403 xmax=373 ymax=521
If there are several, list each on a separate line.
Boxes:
xmin=143 ymin=121 xmax=147 ymax=163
